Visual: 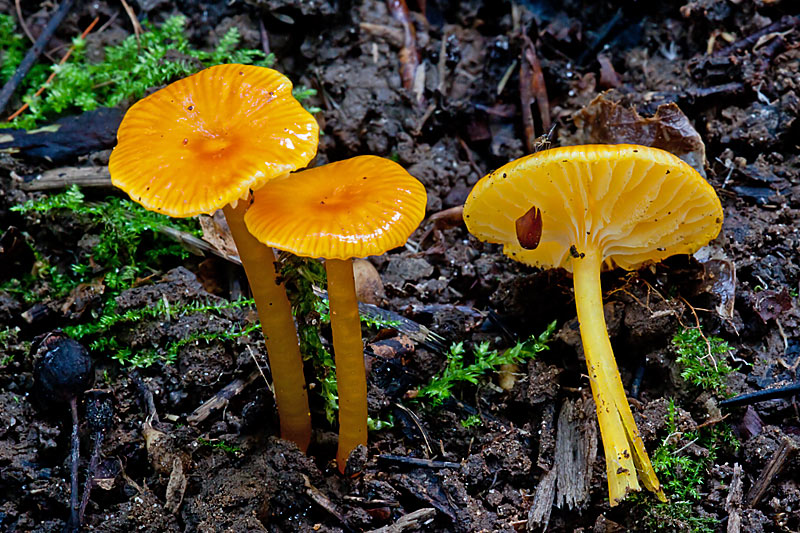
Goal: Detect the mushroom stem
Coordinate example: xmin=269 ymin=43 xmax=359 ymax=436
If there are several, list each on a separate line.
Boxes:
xmin=325 ymin=257 xmax=368 ymax=472
xmin=571 ymin=248 xmax=665 ymax=505
xmin=223 ymin=201 xmax=311 ymax=452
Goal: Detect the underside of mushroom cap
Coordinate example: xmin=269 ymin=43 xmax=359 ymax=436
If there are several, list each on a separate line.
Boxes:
xmin=109 ymin=64 xmax=319 ymax=217
xmin=464 ymin=144 xmax=723 ymax=272
xmin=245 ymin=155 xmax=427 ymax=260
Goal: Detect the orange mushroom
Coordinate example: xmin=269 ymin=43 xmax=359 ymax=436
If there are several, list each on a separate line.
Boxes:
xmin=463 ymin=144 xmax=723 ymax=504
xmin=109 ymin=64 xmax=319 ymax=451
xmin=244 ymin=156 xmax=427 ymax=470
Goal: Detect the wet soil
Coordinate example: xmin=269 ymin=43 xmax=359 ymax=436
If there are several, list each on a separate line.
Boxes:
xmin=2 ymin=0 xmax=800 ymax=532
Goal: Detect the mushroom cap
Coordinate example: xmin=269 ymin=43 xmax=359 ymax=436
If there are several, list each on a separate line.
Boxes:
xmin=109 ymin=64 xmax=319 ymax=217
xmin=464 ymin=144 xmax=723 ymax=272
xmin=244 ymin=155 xmax=427 ymax=259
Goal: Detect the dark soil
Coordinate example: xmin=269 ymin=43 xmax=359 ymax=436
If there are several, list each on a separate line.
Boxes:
xmin=2 ymin=1 xmax=800 ymax=532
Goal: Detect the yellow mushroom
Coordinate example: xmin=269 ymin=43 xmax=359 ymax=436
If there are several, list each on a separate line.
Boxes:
xmin=109 ymin=64 xmax=319 ymax=451
xmin=463 ymin=144 xmax=723 ymax=504
xmin=244 ymin=155 xmax=427 ymax=471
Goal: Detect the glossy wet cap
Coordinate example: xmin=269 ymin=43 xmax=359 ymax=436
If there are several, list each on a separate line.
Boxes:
xmin=464 ymin=144 xmax=723 ymax=271
xmin=245 ymin=155 xmax=427 ymax=259
xmin=109 ymin=64 xmax=319 ymax=217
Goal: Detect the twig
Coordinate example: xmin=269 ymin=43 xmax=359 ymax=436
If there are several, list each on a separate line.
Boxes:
xmin=720 ymin=382 xmax=800 ymax=408
xmin=360 ymin=22 xmax=404 ymax=48
xmin=393 ymin=402 xmax=435 ymax=457
xmin=68 ymin=396 xmax=81 ymax=530
xmin=119 ymin=0 xmax=142 ymax=45
xmin=679 ymin=296 xmax=718 ymax=371
xmin=302 ymin=474 xmax=354 ymax=532
xmin=519 ymin=34 xmax=550 ymax=152
xmin=15 ymin=0 xmax=57 ymax=62
xmin=377 ymin=454 xmax=461 ymax=469
xmin=78 ymin=433 xmax=103 ymax=524
xmin=386 ymin=0 xmax=420 ymax=95
xmin=19 ymin=166 xmax=113 ymax=191
xmin=714 ymin=15 xmax=799 ymax=57
xmin=745 ymin=437 xmax=797 ymax=507
xmin=364 ymin=508 xmax=437 ymax=533
xmin=258 ymin=17 xmax=270 ymax=56
xmin=436 ymin=32 xmax=448 ymax=94
xmin=0 ymin=0 xmax=75 ymax=117
xmin=726 ymin=463 xmax=743 ymax=533
xmin=496 ymin=59 xmax=517 ymax=96
xmin=6 ymin=16 xmax=100 ymax=122
xmin=577 ymin=8 xmax=623 ymax=65
xmin=186 ymin=371 xmax=260 ymax=424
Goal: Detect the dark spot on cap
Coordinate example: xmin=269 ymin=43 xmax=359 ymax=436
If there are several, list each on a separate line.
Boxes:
xmin=187 ymin=105 xmax=194 ymax=111
xmin=665 ymin=170 xmax=670 ymax=174
xmin=515 ymin=205 xmax=543 ymax=250
xmin=239 ymin=71 xmax=244 ymax=75
xmin=182 ymin=138 xmax=188 ymax=145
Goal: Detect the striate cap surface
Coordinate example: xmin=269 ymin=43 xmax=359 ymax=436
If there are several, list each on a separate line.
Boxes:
xmin=109 ymin=64 xmax=319 ymax=217
xmin=245 ymin=155 xmax=427 ymax=260
xmin=463 ymin=144 xmax=723 ymax=272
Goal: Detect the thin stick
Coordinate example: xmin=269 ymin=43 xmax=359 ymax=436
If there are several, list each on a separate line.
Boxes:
xmin=6 ymin=16 xmax=100 ymax=122
xmin=15 ymin=0 xmax=57 ymax=62
xmin=386 ymin=0 xmax=420 ymax=93
xmin=78 ymin=433 xmax=103 ymax=524
xmin=119 ymin=0 xmax=142 ymax=45
xmin=68 ymin=396 xmax=81 ymax=529
xmin=0 ymin=0 xmax=75 ymax=116
xmin=745 ymin=437 xmax=797 ymax=507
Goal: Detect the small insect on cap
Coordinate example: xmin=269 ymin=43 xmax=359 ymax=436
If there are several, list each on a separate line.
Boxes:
xmin=109 ymin=64 xmax=319 ymax=217
xmin=244 ymin=155 xmax=427 ymax=260
xmin=463 ymin=144 xmax=723 ymax=271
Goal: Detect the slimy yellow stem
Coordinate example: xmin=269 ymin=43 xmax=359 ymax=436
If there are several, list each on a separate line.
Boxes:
xmin=572 ymin=248 xmax=665 ymax=505
xmin=223 ymin=201 xmax=311 ymax=452
xmin=326 ymin=258 xmax=368 ymax=472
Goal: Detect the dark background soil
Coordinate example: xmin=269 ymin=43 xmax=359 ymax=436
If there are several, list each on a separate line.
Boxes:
xmin=1 ymin=0 xmax=800 ymax=532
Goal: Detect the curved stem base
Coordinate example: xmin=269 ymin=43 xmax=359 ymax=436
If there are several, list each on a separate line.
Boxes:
xmin=224 ymin=202 xmax=311 ymax=452
xmin=572 ymin=248 xmax=665 ymax=505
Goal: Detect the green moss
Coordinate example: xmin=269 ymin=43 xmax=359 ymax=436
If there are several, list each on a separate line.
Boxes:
xmin=636 ymin=399 xmax=740 ymax=532
xmin=11 ymin=185 xmax=200 ymax=298
xmin=672 ymin=328 xmax=734 ymax=393
xmin=5 ymin=15 xmax=275 ymax=129
xmin=418 ymin=321 xmax=556 ymax=405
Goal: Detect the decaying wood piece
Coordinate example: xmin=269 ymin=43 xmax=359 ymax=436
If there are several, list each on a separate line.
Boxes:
xmin=527 ymin=467 xmax=556 ymax=531
xmin=364 ymin=508 xmax=436 ymax=533
xmin=302 ymin=474 xmax=351 ymax=529
xmin=713 ymin=14 xmax=799 ymax=57
xmin=186 ymin=371 xmax=260 ymax=424
xmin=745 ymin=437 xmax=798 ymax=508
xmin=555 ymin=399 xmax=596 ymax=509
xmin=19 ymin=166 xmax=112 ymax=191
xmin=528 ymin=398 xmax=597 ymax=531
xmin=726 ymin=463 xmax=743 ymax=533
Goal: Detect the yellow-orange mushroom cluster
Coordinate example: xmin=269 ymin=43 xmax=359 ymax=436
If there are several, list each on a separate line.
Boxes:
xmin=110 ymin=64 xmax=725 ymax=508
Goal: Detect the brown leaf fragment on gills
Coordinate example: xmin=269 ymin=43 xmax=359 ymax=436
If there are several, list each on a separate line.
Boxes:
xmin=515 ymin=205 xmax=542 ymax=250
